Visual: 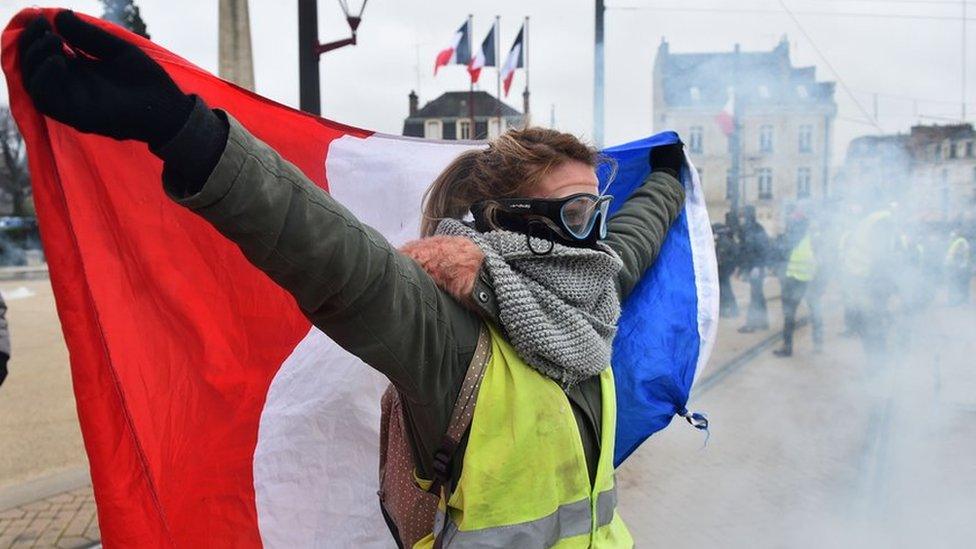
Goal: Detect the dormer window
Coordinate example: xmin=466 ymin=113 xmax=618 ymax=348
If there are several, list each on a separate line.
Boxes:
xmin=690 ymin=86 xmax=701 ymax=101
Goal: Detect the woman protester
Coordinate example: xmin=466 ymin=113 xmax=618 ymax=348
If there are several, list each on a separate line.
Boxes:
xmin=19 ymin=11 xmax=686 ymax=548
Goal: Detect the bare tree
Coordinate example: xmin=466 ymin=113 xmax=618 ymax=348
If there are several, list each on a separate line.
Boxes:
xmin=100 ymin=0 xmax=150 ymax=39
xmin=0 ymin=107 xmax=32 ymax=217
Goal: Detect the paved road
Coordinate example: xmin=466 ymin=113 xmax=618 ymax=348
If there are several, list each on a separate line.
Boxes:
xmin=617 ymin=290 xmax=976 ymax=548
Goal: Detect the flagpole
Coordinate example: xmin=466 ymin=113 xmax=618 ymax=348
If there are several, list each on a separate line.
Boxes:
xmin=468 ymin=14 xmax=475 ymax=137
xmin=523 ymin=16 xmax=531 ymax=126
xmin=495 ymin=15 xmax=501 ymax=123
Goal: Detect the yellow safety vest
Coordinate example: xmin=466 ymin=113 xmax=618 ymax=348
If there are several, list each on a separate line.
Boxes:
xmin=786 ymin=235 xmax=817 ymax=282
xmin=416 ymin=324 xmax=632 ymax=548
xmin=843 ymin=210 xmax=891 ymax=278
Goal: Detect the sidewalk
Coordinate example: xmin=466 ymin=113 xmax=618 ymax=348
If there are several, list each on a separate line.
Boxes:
xmin=0 ymin=469 xmax=98 ymax=548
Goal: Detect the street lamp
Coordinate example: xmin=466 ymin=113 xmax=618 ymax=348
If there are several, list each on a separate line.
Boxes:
xmin=298 ymin=0 xmax=369 ymax=115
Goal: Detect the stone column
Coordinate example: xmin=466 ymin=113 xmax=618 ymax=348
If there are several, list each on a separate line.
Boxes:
xmin=219 ymin=0 xmax=255 ymax=91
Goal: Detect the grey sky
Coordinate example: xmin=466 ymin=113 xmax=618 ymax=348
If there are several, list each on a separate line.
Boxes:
xmin=1 ymin=0 xmax=973 ymax=161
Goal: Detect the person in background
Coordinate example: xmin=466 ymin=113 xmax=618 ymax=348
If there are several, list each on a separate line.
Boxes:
xmin=773 ymin=214 xmax=821 ymax=357
xmin=0 ymin=292 xmax=9 ymax=388
xmin=844 ymin=206 xmax=897 ymax=358
xmin=714 ymin=222 xmax=739 ymax=318
xmin=945 ymin=227 xmax=972 ymax=306
xmin=737 ymin=205 xmax=770 ymax=333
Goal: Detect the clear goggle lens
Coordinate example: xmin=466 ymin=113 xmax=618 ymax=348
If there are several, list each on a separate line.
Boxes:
xmin=560 ymin=195 xmax=611 ymax=239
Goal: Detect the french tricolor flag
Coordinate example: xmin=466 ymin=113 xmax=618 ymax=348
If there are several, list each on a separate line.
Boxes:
xmin=433 ymin=18 xmax=471 ymax=76
xmin=715 ymin=93 xmax=736 ymax=136
xmin=467 ymin=20 xmax=495 ymax=84
xmin=500 ymin=25 xmax=524 ymax=96
xmin=3 ymin=8 xmax=716 ymax=547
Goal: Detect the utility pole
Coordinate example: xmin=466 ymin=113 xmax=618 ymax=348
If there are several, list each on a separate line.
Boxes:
xmin=730 ymin=108 xmax=741 ymax=213
xmin=298 ymin=0 xmax=320 ymax=114
xmin=594 ymin=0 xmax=605 ymax=147
xmin=297 ymin=0 xmax=367 ymax=115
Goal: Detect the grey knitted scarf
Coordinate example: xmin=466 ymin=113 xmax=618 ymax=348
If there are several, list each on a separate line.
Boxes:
xmin=437 ymin=218 xmax=623 ymax=386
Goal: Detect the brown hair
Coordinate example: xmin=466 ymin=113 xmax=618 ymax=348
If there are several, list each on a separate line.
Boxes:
xmin=420 ymin=127 xmax=601 ymax=237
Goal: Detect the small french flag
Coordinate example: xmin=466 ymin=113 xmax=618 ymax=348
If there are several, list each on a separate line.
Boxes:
xmin=500 ymin=25 xmax=524 ymax=96
xmin=715 ymin=93 xmax=735 ymax=136
xmin=434 ymin=18 xmax=471 ymax=75
xmin=467 ymin=21 xmax=496 ymax=84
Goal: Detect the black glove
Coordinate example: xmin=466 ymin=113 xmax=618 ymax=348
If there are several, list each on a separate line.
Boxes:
xmin=19 ymin=11 xmax=193 ymax=148
xmin=649 ymin=142 xmax=685 ymax=179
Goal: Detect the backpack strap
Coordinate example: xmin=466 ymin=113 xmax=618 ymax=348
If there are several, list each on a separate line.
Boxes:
xmin=428 ymin=323 xmax=491 ymax=497
xmin=428 ymin=323 xmax=491 ymax=548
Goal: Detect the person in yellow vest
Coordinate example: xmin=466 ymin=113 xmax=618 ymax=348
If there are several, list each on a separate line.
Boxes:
xmin=774 ymin=214 xmax=821 ymax=357
xmin=842 ymin=207 xmax=897 ymax=357
xmin=945 ymin=228 xmax=972 ymax=306
xmin=18 ymin=12 xmax=689 ymax=547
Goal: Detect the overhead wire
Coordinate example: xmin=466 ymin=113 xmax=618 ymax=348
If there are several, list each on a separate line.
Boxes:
xmin=774 ymin=0 xmax=884 ymax=130
xmin=608 ymin=4 xmax=976 ymax=22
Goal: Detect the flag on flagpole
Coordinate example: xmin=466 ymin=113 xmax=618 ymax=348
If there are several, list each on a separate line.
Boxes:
xmin=715 ymin=92 xmax=735 ymax=136
xmin=434 ymin=18 xmax=471 ymax=75
xmin=467 ymin=20 xmax=496 ymax=84
xmin=2 ymin=8 xmax=716 ymax=547
xmin=500 ymin=25 xmax=524 ymax=96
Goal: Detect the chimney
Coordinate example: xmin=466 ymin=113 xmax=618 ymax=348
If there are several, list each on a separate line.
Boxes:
xmin=408 ymin=90 xmax=418 ymax=117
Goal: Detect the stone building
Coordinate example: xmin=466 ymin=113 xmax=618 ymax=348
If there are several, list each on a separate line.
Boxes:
xmin=402 ymin=91 xmax=523 ymax=141
xmin=843 ymin=124 xmax=976 ymax=223
xmin=653 ymin=37 xmax=837 ymax=230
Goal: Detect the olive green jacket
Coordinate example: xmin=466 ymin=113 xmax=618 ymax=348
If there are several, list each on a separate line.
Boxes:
xmin=163 ymin=113 xmax=686 ymax=483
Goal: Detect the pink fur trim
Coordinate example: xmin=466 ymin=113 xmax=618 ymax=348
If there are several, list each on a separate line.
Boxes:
xmin=400 ymin=236 xmax=485 ymax=306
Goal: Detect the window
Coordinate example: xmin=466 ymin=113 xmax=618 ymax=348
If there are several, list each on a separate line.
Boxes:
xmin=488 ymin=118 xmax=502 ymax=139
xmin=690 ymin=86 xmax=701 ymax=102
xmin=689 ymin=126 xmax=704 ymax=154
xmin=967 ymin=141 xmax=974 ymax=158
xmin=757 ymin=168 xmax=773 ymax=199
xmin=424 ymin=120 xmax=442 ymax=140
xmin=726 ymin=169 xmax=736 ymax=200
xmin=759 ymin=125 xmax=774 ymax=153
xmin=797 ymin=167 xmax=812 ymax=198
xmin=950 ymin=142 xmax=958 ymax=159
xmin=796 ymin=85 xmax=808 ymax=99
xmin=798 ymin=124 xmax=813 ymax=154
xmin=457 ymin=119 xmax=472 ymax=140
xmin=934 ymin=143 xmax=942 ymax=159
xmin=758 ymin=85 xmax=770 ymax=99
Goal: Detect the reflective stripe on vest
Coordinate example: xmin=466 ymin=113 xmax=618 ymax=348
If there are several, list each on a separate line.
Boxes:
xmin=434 ymin=488 xmax=618 ymax=547
xmin=946 ymin=237 xmax=970 ymax=266
xmin=786 ymin=235 xmax=816 ymax=282
xmin=417 ymin=324 xmax=632 ymax=548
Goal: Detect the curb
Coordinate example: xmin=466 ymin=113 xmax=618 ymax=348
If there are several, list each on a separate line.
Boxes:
xmin=0 ymin=466 xmax=91 ymax=512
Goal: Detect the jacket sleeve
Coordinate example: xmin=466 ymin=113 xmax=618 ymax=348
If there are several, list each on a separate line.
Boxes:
xmin=604 ymin=171 xmax=686 ymax=300
xmin=159 ymin=110 xmax=482 ymax=408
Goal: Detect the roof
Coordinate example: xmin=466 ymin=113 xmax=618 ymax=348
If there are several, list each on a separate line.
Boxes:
xmin=909 ymin=123 xmax=975 ymax=143
xmin=411 ymin=91 xmax=522 ymax=119
xmin=655 ymin=37 xmax=835 ymax=108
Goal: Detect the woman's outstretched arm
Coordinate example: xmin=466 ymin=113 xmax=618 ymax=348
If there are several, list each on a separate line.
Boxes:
xmin=160 ymin=103 xmax=482 ymax=406
xmin=604 ymin=145 xmax=687 ymax=300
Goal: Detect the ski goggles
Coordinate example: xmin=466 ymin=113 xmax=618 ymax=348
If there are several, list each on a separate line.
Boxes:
xmin=471 ymin=193 xmax=613 ymax=248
